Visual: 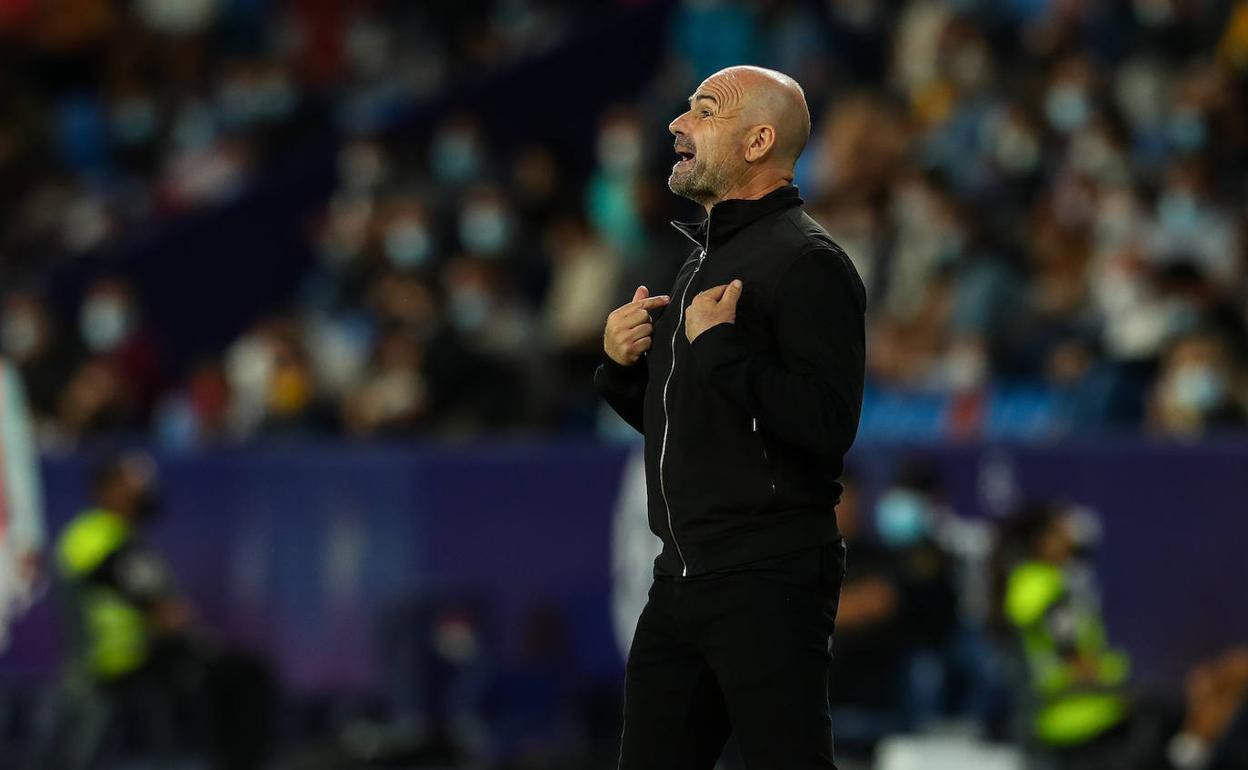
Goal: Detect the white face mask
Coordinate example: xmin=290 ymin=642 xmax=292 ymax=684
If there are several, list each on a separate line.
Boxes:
xmin=80 ymin=297 xmax=133 ymax=353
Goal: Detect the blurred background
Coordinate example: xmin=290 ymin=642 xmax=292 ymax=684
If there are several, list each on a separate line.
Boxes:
xmin=1 ymin=0 xmax=1247 ymax=768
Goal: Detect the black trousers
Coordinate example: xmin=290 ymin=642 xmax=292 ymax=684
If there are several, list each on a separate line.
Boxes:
xmin=619 ymin=540 xmax=846 ymax=770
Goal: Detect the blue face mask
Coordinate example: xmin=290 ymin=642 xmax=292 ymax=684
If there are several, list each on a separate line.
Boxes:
xmin=432 ymin=132 xmax=481 ymax=184
xmin=875 ymin=490 xmax=931 ymax=548
xmin=460 ymin=206 xmax=509 ymax=256
xmin=1158 ymin=190 xmax=1200 ymax=236
xmin=1168 ymin=110 xmax=1207 ymax=152
xmin=1045 ymin=85 xmax=1089 ymax=134
xmin=384 ymin=221 xmax=432 ymax=270
xmin=1172 ymin=365 xmax=1224 ymax=412
xmin=449 ymin=288 xmax=491 ymax=332
xmin=81 ymin=297 xmax=133 ymax=352
xmin=111 ymin=98 xmax=158 ymax=146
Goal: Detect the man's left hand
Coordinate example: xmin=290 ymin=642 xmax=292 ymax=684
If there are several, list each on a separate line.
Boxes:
xmin=686 ymin=279 xmax=743 ymax=343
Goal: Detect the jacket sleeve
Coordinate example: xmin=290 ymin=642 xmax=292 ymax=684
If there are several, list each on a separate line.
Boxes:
xmin=594 ymin=354 xmax=648 ymax=434
xmin=688 ymin=247 xmax=865 ymax=459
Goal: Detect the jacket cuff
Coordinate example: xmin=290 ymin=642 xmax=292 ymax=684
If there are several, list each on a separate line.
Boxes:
xmin=595 ymin=352 xmax=647 ymax=392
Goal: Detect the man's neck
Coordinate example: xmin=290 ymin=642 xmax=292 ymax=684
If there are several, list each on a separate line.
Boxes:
xmin=703 ymin=172 xmax=793 ymax=214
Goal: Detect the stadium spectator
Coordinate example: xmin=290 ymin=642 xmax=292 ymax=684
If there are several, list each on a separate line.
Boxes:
xmin=827 ymin=472 xmax=911 ymax=754
xmin=1149 ymin=330 xmax=1248 ymax=437
xmin=1169 ymin=647 xmax=1248 ymax=770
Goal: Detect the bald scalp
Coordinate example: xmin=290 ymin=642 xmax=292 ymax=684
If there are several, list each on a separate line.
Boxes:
xmin=706 ymin=65 xmax=811 ymax=168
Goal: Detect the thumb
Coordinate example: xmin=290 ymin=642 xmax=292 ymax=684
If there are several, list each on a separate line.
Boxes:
xmin=721 ymin=279 xmax=743 ymax=307
xmin=631 ymin=285 xmax=649 ymax=303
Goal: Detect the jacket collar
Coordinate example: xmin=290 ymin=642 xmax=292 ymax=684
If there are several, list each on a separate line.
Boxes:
xmin=671 ymin=185 xmax=804 ymax=250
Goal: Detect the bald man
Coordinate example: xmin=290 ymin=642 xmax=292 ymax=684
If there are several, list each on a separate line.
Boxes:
xmin=594 ymin=66 xmax=866 ymax=769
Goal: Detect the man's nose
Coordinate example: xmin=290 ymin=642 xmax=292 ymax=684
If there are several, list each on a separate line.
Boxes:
xmin=669 ymin=114 xmax=685 ymax=137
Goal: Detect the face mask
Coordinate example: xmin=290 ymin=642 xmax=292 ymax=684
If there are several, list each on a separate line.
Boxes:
xmin=995 ymin=121 xmax=1040 ymax=175
xmin=1095 ymin=194 xmax=1135 ymax=248
xmin=1158 ymin=190 xmax=1200 ymax=235
xmin=1045 ymin=85 xmax=1090 ymax=133
xmin=431 ymin=131 xmax=481 ymax=184
xmin=876 ymin=490 xmax=930 ymax=548
xmin=1 ymin=314 xmax=40 ymax=359
xmin=891 ymin=186 xmax=930 ymax=230
xmin=81 ymin=297 xmax=133 ymax=353
xmin=257 ymin=73 xmax=297 ymax=121
xmin=1167 ymin=110 xmax=1207 ymax=152
xmin=1171 ymin=365 xmax=1224 ymax=412
xmin=111 ymin=97 xmax=158 ymax=146
xmin=598 ymin=125 xmax=643 ymax=174
xmin=219 ymin=79 xmax=263 ymax=128
xmin=172 ymin=101 xmax=216 ymax=150
xmin=951 ymin=44 xmax=989 ymax=91
xmin=460 ymin=204 xmax=509 ymax=256
xmin=384 ymin=220 xmax=433 ymax=270
xmin=339 ymin=144 xmax=385 ymax=193
xmin=449 ymin=287 xmax=491 ymax=332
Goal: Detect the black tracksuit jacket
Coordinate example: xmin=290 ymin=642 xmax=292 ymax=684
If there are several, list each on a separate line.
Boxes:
xmin=594 ymin=185 xmax=866 ymax=578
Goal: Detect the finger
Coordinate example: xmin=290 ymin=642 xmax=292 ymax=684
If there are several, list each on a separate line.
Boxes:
xmin=720 ymin=279 xmax=743 ymax=308
xmin=619 ymin=307 xmax=651 ymax=328
xmin=701 ymin=284 xmax=729 ymax=301
xmin=625 ymin=323 xmax=653 ymax=343
xmin=631 ymin=285 xmax=649 ymax=303
xmin=631 ymin=336 xmax=653 ymax=354
xmin=636 ymin=295 xmax=671 ymax=310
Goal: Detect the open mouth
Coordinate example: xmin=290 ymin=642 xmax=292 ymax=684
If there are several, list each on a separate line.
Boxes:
xmin=674 ymin=148 xmax=696 ymax=169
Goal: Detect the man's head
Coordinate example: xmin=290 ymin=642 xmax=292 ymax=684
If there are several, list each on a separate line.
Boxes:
xmin=667 ymin=66 xmax=811 ymax=208
xmin=92 ymin=451 xmax=161 ymax=523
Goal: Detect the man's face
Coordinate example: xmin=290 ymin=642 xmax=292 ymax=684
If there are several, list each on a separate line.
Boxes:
xmin=668 ymin=74 xmax=746 ymax=205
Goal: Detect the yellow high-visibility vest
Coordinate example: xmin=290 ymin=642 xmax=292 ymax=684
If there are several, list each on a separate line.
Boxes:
xmin=56 ymin=509 xmax=148 ymax=680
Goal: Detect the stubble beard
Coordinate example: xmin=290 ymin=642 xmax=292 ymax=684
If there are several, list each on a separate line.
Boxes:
xmin=668 ymin=154 xmax=731 ymax=207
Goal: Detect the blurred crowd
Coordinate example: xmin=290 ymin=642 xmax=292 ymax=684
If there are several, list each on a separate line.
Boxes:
xmin=5 ymin=0 xmax=1248 ymax=447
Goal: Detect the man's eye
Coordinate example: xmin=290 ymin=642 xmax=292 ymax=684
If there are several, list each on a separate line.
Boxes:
xmin=700 ymin=110 xmax=711 ymax=117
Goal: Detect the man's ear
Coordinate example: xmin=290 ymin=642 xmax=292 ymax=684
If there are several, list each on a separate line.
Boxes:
xmin=744 ymin=125 xmax=776 ymax=163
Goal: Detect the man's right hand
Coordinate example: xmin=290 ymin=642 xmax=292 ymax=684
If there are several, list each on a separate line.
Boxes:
xmin=604 ymin=285 xmax=671 ymax=366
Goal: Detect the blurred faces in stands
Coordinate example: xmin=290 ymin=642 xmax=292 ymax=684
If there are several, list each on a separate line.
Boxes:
xmin=1 ymin=291 xmax=54 ymax=366
xmin=1044 ymin=57 xmax=1095 ymax=135
xmin=79 ymin=278 xmax=135 ymax=355
xmin=382 ymin=196 xmax=436 ymax=271
xmin=1151 ymin=332 xmax=1246 ymax=436
xmin=458 ymin=184 xmax=512 ymax=258
xmin=430 ymin=114 xmax=485 ymax=186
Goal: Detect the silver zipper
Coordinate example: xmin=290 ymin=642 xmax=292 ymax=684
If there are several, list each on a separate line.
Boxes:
xmin=659 ymin=219 xmax=709 ymax=577
xmin=753 ymin=417 xmax=776 ymax=494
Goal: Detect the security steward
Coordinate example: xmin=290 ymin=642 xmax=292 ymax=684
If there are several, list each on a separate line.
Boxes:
xmin=1005 ymin=504 xmax=1132 ymax=759
xmin=41 ymin=452 xmax=191 ymax=769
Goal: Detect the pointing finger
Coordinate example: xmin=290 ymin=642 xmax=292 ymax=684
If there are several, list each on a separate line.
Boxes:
xmin=631 ymin=285 xmax=649 ymax=303
xmin=700 ymin=284 xmax=729 ymax=301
